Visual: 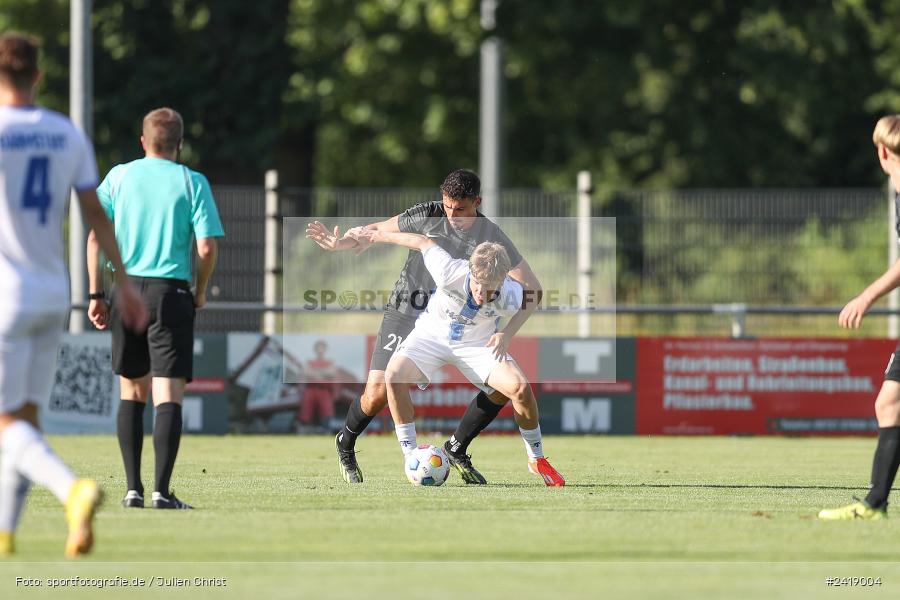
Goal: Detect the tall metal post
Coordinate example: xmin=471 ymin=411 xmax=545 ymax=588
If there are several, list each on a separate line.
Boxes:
xmin=69 ymin=0 xmax=92 ymax=332
xmin=479 ymin=0 xmax=502 ymax=219
xmin=263 ymin=170 xmax=280 ymax=335
xmin=577 ymin=171 xmax=592 ymax=338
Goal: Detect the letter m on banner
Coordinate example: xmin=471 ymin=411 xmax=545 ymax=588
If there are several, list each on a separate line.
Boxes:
xmin=561 ymin=398 xmax=611 ymax=432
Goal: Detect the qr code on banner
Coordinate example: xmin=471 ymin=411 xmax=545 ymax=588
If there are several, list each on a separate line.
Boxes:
xmin=48 ymin=343 xmax=114 ymax=417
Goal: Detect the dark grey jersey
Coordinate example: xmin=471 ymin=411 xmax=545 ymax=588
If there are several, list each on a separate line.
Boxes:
xmin=895 ymin=191 xmax=900 ymax=243
xmin=387 ymin=201 xmax=524 ymax=317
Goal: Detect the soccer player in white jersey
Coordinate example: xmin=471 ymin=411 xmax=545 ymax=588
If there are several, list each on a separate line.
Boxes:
xmin=0 ymin=33 xmax=147 ymax=556
xmin=352 ymin=228 xmax=565 ymax=486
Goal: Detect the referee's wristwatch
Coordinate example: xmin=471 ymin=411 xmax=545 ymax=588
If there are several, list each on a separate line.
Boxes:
xmin=88 ymin=291 xmax=106 ymax=301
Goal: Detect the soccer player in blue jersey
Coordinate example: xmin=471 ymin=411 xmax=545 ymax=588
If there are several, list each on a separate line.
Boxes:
xmin=307 ymin=170 xmax=544 ymax=485
xmin=0 ymin=33 xmax=147 ymax=556
xmin=351 ymin=228 xmax=564 ymax=485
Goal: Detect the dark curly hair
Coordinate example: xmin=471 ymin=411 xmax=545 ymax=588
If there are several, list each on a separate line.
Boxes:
xmin=439 ymin=169 xmax=481 ymax=200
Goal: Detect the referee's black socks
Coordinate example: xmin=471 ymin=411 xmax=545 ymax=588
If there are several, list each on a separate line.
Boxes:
xmin=447 ymin=391 xmax=504 ymax=456
xmin=154 ymin=402 xmax=183 ymax=495
xmin=337 ymin=397 xmax=375 ymax=452
xmin=117 ymin=400 xmax=146 ymax=495
xmin=866 ymin=426 xmax=900 ymax=509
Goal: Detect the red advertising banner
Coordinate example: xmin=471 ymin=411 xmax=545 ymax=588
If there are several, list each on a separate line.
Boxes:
xmin=636 ymin=337 xmax=897 ymax=435
xmin=365 ymin=335 xmax=539 ymax=423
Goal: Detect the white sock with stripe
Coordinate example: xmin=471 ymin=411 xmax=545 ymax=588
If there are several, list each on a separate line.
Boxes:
xmin=395 ymin=422 xmax=417 ymax=456
xmin=2 ymin=421 xmax=75 ymax=504
xmin=519 ymin=425 xmax=545 ymax=460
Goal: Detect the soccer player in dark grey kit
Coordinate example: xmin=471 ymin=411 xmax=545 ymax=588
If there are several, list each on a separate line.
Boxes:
xmin=819 ymin=115 xmax=900 ymax=520
xmin=87 ymin=108 xmax=224 ymax=509
xmin=307 ymin=169 xmax=544 ymax=484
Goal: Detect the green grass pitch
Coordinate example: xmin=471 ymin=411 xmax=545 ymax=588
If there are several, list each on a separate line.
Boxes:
xmin=2 ymin=435 xmax=899 ymax=599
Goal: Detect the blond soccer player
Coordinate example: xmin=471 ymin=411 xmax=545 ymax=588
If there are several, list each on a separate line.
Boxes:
xmin=819 ymin=115 xmax=900 ymax=520
xmin=352 ymin=228 xmax=565 ymax=486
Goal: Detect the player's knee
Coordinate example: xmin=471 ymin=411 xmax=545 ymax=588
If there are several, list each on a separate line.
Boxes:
xmin=383 ymin=367 xmax=412 ymax=394
xmin=506 ymin=380 xmax=529 ymax=404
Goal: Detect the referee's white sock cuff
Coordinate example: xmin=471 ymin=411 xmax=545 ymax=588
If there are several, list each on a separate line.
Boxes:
xmin=395 ymin=422 xmax=417 ymax=456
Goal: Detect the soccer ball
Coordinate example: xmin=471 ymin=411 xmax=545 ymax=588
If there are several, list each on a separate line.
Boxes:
xmin=404 ymin=444 xmax=451 ymax=487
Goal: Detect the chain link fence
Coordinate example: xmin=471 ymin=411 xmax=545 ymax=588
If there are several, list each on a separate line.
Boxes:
xmin=202 ymin=183 xmax=889 ymax=337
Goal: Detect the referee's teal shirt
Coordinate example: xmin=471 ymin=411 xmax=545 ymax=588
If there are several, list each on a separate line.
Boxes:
xmin=97 ymin=157 xmax=224 ymax=281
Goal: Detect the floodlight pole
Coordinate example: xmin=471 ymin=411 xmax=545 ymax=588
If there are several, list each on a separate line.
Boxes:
xmin=577 ymin=172 xmax=592 ymax=338
xmin=479 ymin=0 xmax=502 ymax=219
xmin=69 ymin=0 xmax=92 ymax=332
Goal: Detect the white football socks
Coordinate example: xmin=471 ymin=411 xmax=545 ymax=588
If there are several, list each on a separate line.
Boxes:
xmin=1 ymin=421 xmax=75 ymax=505
xmin=395 ymin=422 xmax=417 ymax=456
xmin=519 ymin=425 xmax=545 ymax=460
xmin=0 ymin=446 xmax=30 ymax=532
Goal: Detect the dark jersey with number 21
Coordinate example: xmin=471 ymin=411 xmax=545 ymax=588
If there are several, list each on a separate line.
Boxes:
xmin=387 ymin=201 xmax=523 ymax=318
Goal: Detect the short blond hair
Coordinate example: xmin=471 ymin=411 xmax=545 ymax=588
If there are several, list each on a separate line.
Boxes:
xmin=873 ymin=115 xmax=900 ymax=154
xmin=142 ymin=107 xmax=183 ymax=154
xmin=469 ymin=242 xmax=511 ymax=285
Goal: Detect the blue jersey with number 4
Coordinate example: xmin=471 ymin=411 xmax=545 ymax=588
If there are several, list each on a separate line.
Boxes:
xmin=0 ymin=105 xmax=98 ymax=313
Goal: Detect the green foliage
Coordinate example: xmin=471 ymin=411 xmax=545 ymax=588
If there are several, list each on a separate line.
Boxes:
xmin=634 ymin=200 xmax=884 ymax=307
xmin=500 ymin=0 xmax=886 ymax=190
xmin=5 ymin=0 xmax=900 ymax=189
xmin=2 ymin=0 xmax=290 ymax=180
xmin=0 ymin=0 xmax=70 ymax=114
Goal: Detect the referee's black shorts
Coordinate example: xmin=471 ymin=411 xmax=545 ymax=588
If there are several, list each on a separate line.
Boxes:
xmin=110 ymin=277 xmax=195 ymax=381
xmin=369 ymin=307 xmax=418 ymax=372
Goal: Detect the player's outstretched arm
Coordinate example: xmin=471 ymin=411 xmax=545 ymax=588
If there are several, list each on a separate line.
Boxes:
xmin=840 ymin=258 xmax=900 ymax=329
xmin=306 ymin=221 xmax=360 ymax=251
xmin=351 ymin=229 xmax=435 ymax=251
xmin=306 ymin=216 xmax=402 ymax=254
xmin=78 ymin=190 xmax=148 ymax=332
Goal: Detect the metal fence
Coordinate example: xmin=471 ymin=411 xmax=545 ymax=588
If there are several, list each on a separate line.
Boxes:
xmin=200 ymin=182 xmax=889 ymax=337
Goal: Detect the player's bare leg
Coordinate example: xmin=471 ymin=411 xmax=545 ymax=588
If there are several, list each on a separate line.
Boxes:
xmin=360 ymin=372 xmax=389 ymax=417
xmin=819 ymin=381 xmax=900 ymax=520
xmin=117 ymin=375 xmax=150 ymax=507
xmin=384 ymin=356 xmax=427 ymax=457
xmin=0 ymin=403 xmax=101 ymax=557
xmin=487 ymin=362 xmax=565 ymax=487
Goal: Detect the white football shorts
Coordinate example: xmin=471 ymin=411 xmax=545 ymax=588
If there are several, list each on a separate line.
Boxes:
xmin=394 ymin=328 xmax=517 ymax=393
xmin=0 ymin=309 xmax=66 ymax=414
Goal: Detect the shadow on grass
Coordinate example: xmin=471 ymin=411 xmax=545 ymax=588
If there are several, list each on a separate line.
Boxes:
xmin=484 ymin=483 xmax=869 ymax=491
